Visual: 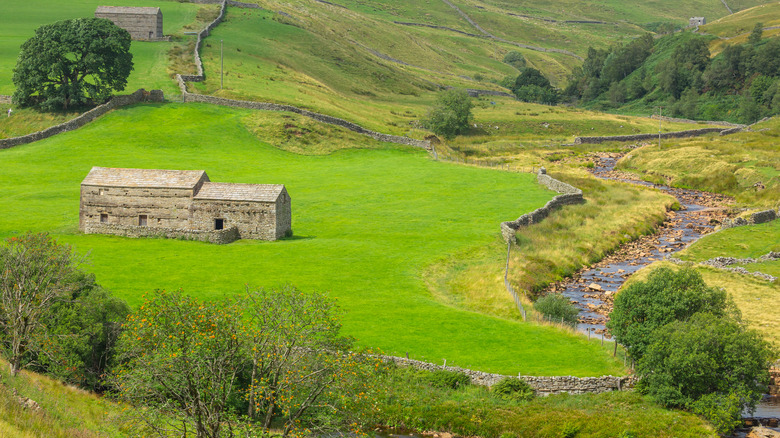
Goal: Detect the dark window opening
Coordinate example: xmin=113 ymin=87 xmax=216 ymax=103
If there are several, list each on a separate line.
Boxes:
xmin=215 ymin=218 xmax=224 ymax=230
xmin=139 ymin=215 xmax=148 ymax=226
xmin=100 ymin=213 xmax=108 ymax=223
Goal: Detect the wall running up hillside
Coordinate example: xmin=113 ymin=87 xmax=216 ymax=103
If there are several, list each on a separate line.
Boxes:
xmin=174 ymin=0 xmax=431 ymax=150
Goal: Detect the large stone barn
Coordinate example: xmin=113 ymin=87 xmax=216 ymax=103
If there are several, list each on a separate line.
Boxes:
xmin=79 ymin=167 xmax=291 ymax=243
xmin=95 ymin=6 xmax=164 ymax=41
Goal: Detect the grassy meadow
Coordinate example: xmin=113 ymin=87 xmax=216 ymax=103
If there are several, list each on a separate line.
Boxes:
xmin=0 ymin=102 xmax=628 ymax=376
xmin=701 ymin=1 xmax=780 ymax=37
xmin=0 ymin=0 xmax=203 ymax=97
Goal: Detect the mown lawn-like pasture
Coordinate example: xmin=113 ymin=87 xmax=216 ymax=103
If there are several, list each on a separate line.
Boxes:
xmin=0 ymin=102 xmax=625 ymax=376
xmin=0 ymin=0 xmax=202 ymax=97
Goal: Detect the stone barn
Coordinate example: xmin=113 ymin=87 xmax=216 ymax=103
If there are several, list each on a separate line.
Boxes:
xmin=79 ymin=167 xmax=291 ymax=243
xmin=95 ymin=6 xmax=163 ymax=41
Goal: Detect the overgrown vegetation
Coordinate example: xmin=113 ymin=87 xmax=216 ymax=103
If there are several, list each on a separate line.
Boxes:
xmin=609 ymin=267 xmax=776 ymax=434
xmin=533 ymin=293 xmax=579 ymax=326
xmin=423 ymin=88 xmax=473 ymax=139
xmin=567 ymin=30 xmax=780 ymax=123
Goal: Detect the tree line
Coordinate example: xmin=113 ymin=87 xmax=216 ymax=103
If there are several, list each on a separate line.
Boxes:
xmin=565 ymin=26 xmax=780 ymax=123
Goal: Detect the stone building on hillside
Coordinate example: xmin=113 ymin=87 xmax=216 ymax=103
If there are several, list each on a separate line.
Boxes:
xmin=689 ymin=17 xmax=706 ymax=27
xmin=79 ymin=167 xmax=291 ymax=243
xmin=95 ymin=6 xmax=164 ymax=41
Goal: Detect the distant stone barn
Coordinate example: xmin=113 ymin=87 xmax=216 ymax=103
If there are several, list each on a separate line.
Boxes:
xmin=689 ymin=17 xmax=706 ymax=27
xmin=79 ymin=167 xmax=292 ymax=243
xmin=95 ymin=6 xmax=164 ymax=41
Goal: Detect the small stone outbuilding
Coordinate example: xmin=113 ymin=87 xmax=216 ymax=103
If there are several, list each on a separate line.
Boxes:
xmin=79 ymin=167 xmax=291 ymax=243
xmin=95 ymin=6 xmax=164 ymax=41
xmin=689 ymin=17 xmax=706 ymax=27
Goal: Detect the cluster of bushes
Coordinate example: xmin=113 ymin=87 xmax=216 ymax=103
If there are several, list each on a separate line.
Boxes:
xmin=607 ymin=267 xmax=776 ymax=434
xmin=533 ymin=293 xmax=579 ymax=326
xmin=0 ymin=233 xmax=378 ymax=437
xmin=566 ymin=28 xmax=780 ymax=123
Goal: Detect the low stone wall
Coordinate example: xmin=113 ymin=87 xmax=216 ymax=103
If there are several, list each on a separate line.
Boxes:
xmin=0 ymin=89 xmax=163 ymax=150
xmin=84 ymin=223 xmax=239 ymax=244
xmin=649 ymin=114 xmax=745 ymax=128
xmin=722 ymin=209 xmax=779 ymax=229
xmin=182 ymin=93 xmax=431 ymax=149
xmin=382 ymin=356 xmax=634 ymax=395
xmin=574 ymin=127 xmax=724 ymax=144
xmin=501 ymin=168 xmax=584 ymax=242
xmin=0 ymin=95 xmax=11 ymax=104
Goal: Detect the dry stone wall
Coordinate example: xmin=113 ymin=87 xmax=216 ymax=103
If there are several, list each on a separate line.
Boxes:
xmin=501 ymin=169 xmax=584 ymax=242
xmin=575 ymin=127 xmax=724 ymax=144
xmin=84 ymin=223 xmax=239 ymax=244
xmin=382 ymin=356 xmax=634 ymax=395
xmin=0 ymin=89 xmax=163 ymax=150
xmin=0 ymin=95 xmax=11 ymax=104
xmin=722 ymin=208 xmax=779 ymax=229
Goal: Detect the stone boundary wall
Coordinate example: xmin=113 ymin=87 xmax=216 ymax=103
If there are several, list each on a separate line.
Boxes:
xmin=574 ymin=127 xmax=724 ymax=144
xmin=668 ymin=252 xmax=779 ymax=282
xmin=393 ymin=21 xmax=486 ymax=38
xmin=464 ymin=88 xmax=515 ymax=98
xmin=0 ymin=89 xmax=163 ymax=150
xmin=722 ymin=208 xmax=779 ymax=229
xmin=500 ymin=169 xmax=585 ymax=242
xmin=84 ymin=223 xmax=239 ymax=244
xmin=649 ymin=114 xmax=745 ymax=128
xmin=181 ymin=93 xmax=432 ymax=149
xmin=381 ymin=356 xmax=634 ymax=395
xmin=0 ymin=95 xmax=11 ymax=104
xmin=186 ymin=0 xmax=260 ymax=7
xmin=506 ymin=13 xmax=607 ymax=25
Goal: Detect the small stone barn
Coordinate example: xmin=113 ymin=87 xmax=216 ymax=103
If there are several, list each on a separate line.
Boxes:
xmin=95 ymin=6 xmax=163 ymax=40
xmin=79 ymin=167 xmax=291 ymax=242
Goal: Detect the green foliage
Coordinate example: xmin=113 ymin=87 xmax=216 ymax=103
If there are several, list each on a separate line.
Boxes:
xmin=31 ymin=273 xmax=129 ymax=391
xmin=12 ymin=18 xmax=133 ymax=110
xmin=424 ymin=88 xmax=473 ymax=139
xmin=425 ymin=369 xmax=471 ymax=390
xmin=748 ymin=22 xmax=763 ymax=45
xmin=637 ymin=312 xmax=775 ymax=434
xmin=503 ymin=51 xmax=526 ymax=69
xmin=512 ymin=68 xmax=559 ymax=104
xmin=607 ymin=266 xmax=732 ymax=359
xmin=533 ymin=294 xmax=580 ymax=326
xmin=491 ymin=377 xmax=534 ymax=401
xmin=0 ymin=233 xmax=81 ymax=375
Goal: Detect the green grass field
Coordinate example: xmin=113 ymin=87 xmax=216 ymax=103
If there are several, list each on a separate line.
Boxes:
xmin=0 ymin=102 xmax=625 ymax=376
xmin=0 ymin=0 xmax=202 ymax=97
xmin=701 ymin=2 xmax=780 ymax=37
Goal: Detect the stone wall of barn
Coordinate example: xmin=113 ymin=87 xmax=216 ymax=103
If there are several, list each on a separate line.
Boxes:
xmin=83 ymin=223 xmax=239 ymax=244
xmin=79 ymin=184 xmax=203 ymax=230
xmin=191 ymin=199 xmax=281 ymax=240
xmin=95 ymin=11 xmax=163 ymax=40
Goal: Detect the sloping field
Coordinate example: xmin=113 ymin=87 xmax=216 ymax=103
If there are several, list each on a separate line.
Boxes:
xmin=0 ymin=103 xmax=624 ymax=376
xmin=0 ymin=0 xmax=202 ymax=96
xmin=701 ymin=1 xmax=780 ymax=37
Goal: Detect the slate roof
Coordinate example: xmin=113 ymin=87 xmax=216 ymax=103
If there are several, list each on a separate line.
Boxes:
xmin=95 ymin=6 xmax=161 ymax=15
xmin=81 ymin=167 xmax=208 ymax=189
xmin=194 ymin=183 xmax=285 ymax=203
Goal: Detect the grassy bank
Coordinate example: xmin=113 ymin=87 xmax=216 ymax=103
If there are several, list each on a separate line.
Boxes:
xmin=366 ymin=365 xmax=715 ymax=438
xmin=0 ymin=102 xmax=626 ymax=376
xmin=617 ymin=119 xmax=780 ymax=207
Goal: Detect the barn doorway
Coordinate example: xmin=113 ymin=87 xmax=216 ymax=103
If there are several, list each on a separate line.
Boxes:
xmin=215 ymin=218 xmax=224 ymax=230
xmin=139 ymin=215 xmax=147 ymax=226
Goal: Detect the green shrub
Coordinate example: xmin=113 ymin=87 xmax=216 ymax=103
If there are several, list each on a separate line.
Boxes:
xmin=491 ymin=377 xmax=534 ymax=401
xmin=534 ymin=294 xmax=579 ymax=326
xmin=425 ymin=369 xmax=471 ymax=390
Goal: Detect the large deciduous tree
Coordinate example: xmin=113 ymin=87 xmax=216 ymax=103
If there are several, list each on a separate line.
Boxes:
xmin=606 ymin=267 xmax=732 ymax=359
xmin=0 ymin=233 xmax=81 ymax=375
xmin=12 ymin=18 xmax=134 ymax=110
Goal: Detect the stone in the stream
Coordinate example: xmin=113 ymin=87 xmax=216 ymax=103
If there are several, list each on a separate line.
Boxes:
xmin=747 ymin=426 xmax=780 ymax=438
xmin=588 ymin=283 xmax=602 ymax=291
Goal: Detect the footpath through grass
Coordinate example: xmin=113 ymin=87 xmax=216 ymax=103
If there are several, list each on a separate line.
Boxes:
xmin=0 ymin=102 xmax=624 ymax=376
xmin=0 ymin=0 xmax=201 ymax=97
